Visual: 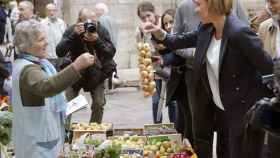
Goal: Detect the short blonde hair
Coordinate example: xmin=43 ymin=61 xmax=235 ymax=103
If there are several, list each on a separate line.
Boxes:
xmin=207 ymin=0 xmax=232 ymax=15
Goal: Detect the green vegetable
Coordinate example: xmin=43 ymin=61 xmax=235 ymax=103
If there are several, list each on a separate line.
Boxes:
xmin=94 ymin=143 xmax=121 ymax=158
xmin=105 ymin=143 xmax=122 ymax=158
xmin=0 ymin=111 xmax=13 ymax=145
xmin=84 ymin=138 xmax=103 ymax=147
xmin=148 ymin=136 xmax=170 ymax=145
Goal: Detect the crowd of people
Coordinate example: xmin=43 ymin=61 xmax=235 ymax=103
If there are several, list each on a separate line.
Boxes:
xmin=0 ymin=0 xmax=279 ymax=157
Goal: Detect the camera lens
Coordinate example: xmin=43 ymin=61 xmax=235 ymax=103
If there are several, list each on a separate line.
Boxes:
xmin=84 ymin=19 xmax=97 ymax=33
xmin=87 ymin=24 xmax=96 ymax=33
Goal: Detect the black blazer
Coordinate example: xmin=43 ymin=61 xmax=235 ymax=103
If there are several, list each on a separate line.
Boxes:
xmin=163 ymin=15 xmax=273 ymax=128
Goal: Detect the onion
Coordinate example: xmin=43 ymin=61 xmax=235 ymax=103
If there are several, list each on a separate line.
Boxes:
xmin=143 ymin=58 xmax=152 ymax=66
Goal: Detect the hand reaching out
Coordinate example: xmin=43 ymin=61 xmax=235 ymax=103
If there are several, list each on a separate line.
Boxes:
xmin=139 ymin=21 xmax=166 ymax=41
xmin=72 ymin=53 xmax=95 ymax=71
xmin=139 ymin=21 xmax=161 ymax=34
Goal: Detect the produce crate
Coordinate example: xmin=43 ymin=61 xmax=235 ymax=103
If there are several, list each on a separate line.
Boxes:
xmin=113 ymin=128 xmax=144 ymax=136
xmin=144 ymin=123 xmax=177 ymax=135
xmin=70 ymin=122 xmax=113 ymax=140
xmin=109 ymin=134 xmax=182 ymax=144
xmin=147 ymin=134 xmax=182 ymax=145
xmin=120 ymin=149 xmax=144 ymax=158
xmin=108 ymin=135 xmax=147 ymax=142
xmin=71 ymin=130 xmax=113 ymax=141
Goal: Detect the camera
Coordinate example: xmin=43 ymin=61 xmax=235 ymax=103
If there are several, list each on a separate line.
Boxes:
xmin=84 ymin=19 xmax=97 ymax=33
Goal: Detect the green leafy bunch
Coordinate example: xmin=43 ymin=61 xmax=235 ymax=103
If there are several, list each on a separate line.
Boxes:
xmin=0 ymin=111 xmax=13 ymax=145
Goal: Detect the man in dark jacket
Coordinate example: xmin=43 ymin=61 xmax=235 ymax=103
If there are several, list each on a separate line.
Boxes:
xmin=56 ymin=8 xmax=116 ymax=123
xmin=0 ymin=50 xmax=10 ymax=95
xmin=0 ymin=3 xmax=7 ymax=44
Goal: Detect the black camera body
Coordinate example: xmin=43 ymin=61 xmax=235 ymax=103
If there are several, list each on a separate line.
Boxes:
xmin=84 ymin=19 xmax=97 ymax=33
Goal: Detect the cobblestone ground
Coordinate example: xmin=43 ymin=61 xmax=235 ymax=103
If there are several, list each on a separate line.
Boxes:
xmin=71 ymin=87 xmax=170 ymax=128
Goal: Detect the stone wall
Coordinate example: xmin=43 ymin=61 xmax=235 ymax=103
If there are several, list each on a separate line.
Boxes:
xmin=62 ymin=0 xmax=181 ymax=69
xmin=243 ymin=0 xmax=266 ymax=17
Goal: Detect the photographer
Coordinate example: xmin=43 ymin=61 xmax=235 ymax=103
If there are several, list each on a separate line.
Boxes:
xmin=56 ymin=8 xmax=116 ymax=124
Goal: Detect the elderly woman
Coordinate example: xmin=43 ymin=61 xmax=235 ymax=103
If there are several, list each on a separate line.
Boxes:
xmin=141 ymin=0 xmax=273 ymax=157
xmin=12 ymin=20 xmax=95 ymax=158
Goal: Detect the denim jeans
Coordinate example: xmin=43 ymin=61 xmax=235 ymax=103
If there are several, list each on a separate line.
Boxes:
xmin=152 ymin=79 xmax=177 ymax=124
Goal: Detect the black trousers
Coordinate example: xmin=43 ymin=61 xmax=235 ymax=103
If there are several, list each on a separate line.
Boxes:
xmin=193 ymin=102 xmax=265 ymax=158
xmin=266 ymin=134 xmax=280 ymax=158
xmin=0 ymin=23 xmax=5 ymax=44
xmin=174 ymin=77 xmax=193 ymax=144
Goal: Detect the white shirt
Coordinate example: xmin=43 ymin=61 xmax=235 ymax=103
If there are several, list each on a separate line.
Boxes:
xmin=276 ymin=25 xmax=280 ymax=58
xmin=10 ymin=7 xmax=19 ymax=24
xmin=206 ymin=36 xmax=225 ymax=110
xmin=41 ymin=17 xmax=67 ymax=59
xmin=4 ymin=17 xmax=12 ymax=43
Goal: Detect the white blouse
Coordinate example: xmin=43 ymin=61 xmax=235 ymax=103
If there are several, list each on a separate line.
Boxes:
xmin=276 ymin=26 xmax=280 ymax=59
xmin=206 ymin=36 xmax=225 ymax=111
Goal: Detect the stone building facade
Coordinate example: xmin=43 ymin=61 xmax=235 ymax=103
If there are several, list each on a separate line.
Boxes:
xmin=60 ymin=0 xmax=265 ymax=69
xmin=61 ymin=0 xmax=181 ymax=69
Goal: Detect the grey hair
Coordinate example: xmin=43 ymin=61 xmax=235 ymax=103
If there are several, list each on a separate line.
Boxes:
xmin=46 ymin=3 xmax=56 ymax=10
xmin=94 ymin=3 xmax=109 ymax=14
xmin=13 ymin=20 xmax=45 ymax=52
xmin=19 ymin=1 xmax=34 ymax=10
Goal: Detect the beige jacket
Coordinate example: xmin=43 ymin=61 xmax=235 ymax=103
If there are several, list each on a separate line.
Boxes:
xmin=258 ymin=18 xmax=277 ymax=59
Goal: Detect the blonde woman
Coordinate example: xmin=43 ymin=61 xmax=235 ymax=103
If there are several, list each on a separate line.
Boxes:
xmin=141 ymin=0 xmax=273 ymax=157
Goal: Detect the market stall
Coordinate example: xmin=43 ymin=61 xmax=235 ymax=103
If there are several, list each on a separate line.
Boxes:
xmin=60 ymin=123 xmax=197 ymax=158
